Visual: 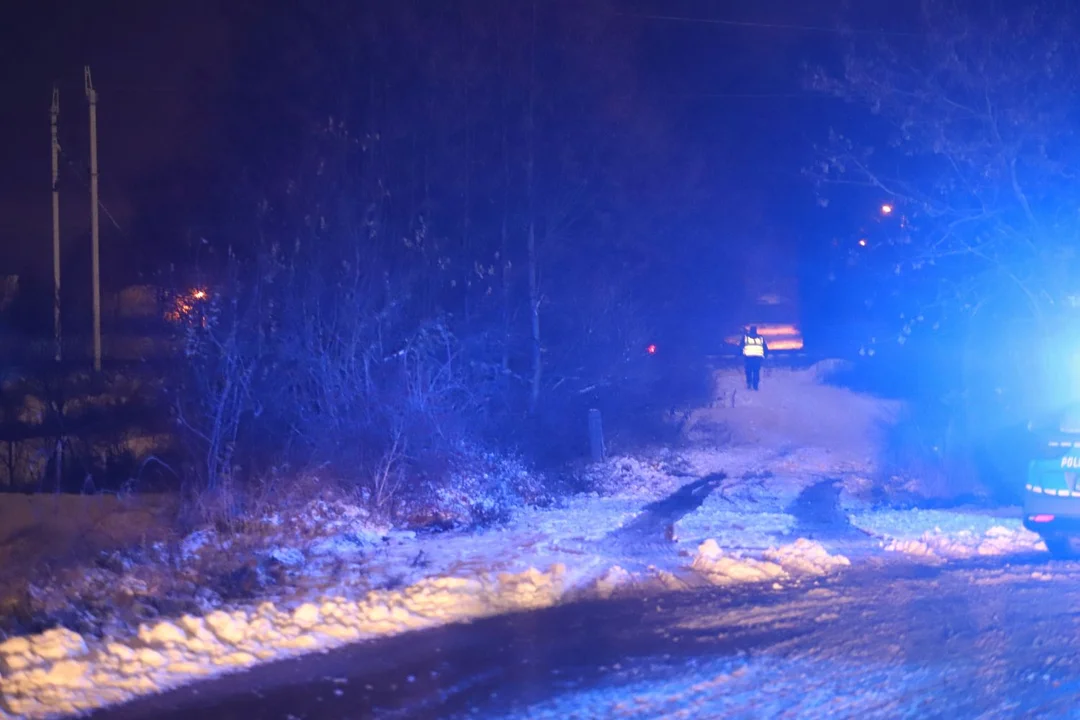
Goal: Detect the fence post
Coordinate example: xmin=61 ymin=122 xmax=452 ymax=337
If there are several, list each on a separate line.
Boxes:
xmin=588 ymin=408 xmax=606 ymax=463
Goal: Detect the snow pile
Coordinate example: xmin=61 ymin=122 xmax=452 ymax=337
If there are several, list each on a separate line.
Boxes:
xmin=588 ymin=565 xmax=690 ymax=600
xmin=409 ymin=450 xmax=549 ymax=528
xmin=692 ymin=539 xmax=787 ymax=585
xmin=283 ymin=497 xmax=387 ymax=539
xmin=973 ymin=526 xmax=1047 ymax=556
xmin=0 ymin=564 xmax=567 ymax=719
xmin=690 ymin=538 xmax=850 ymax=586
xmin=880 ymin=526 xmax=1046 ymax=560
xmin=593 ymin=566 xmax=636 ymax=600
xmin=851 ymin=509 xmax=1046 ymax=559
xmin=763 ymin=538 xmax=852 ymax=576
xmin=584 ymin=454 xmax=684 ymax=500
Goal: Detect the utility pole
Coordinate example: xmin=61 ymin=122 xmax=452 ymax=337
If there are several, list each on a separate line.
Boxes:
xmin=526 ymin=0 xmax=541 ymax=414
xmin=50 ymin=85 xmax=63 ymax=493
xmin=50 ymin=86 xmax=61 ymax=363
xmin=85 ymin=67 xmax=101 ymax=372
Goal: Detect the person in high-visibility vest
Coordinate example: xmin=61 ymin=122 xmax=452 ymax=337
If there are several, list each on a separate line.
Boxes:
xmin=740 ymin=326 xmax=768 ymax=390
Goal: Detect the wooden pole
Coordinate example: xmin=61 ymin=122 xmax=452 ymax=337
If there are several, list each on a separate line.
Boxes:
xmin=85 ymin=67 xmax=101 ymax=372
xmin=525 ymin=0 xmax=541 ymax=414
xmin=50 ymin=85 xmax=61 ymax=363
xmin=588 ymin=408 xmax=606 ymax=463
xmin=50 ymin=85 xmax=63 ymax=491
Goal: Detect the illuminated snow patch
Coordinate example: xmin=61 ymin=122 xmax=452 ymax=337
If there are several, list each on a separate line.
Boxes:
xmin=594 ymin=566 xmax=636 ymax=600
xmin=587 ymin=565 xmax=691 ymax=600
xmin=690 ymin=538 xmax=849 ymax=586
xmin=0 ymin=565 xmax=567 ymax=719
xmin=880 ymin=527 xmax=1046 ymax=560
xmin=763 ymin=538 xmax=852 ymax=576
xmin=851 ymin=510 xmax=1047 ymax=560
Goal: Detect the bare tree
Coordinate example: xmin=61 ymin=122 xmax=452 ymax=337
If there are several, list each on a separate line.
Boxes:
xmin=525 ymin=0 xmax=543 ymax=414
xmin=811 ymin=0 xmax=1080 ymax=340
xmin=808 ymin=1 xmax=1080 ymax=487
xmin=173 ymin=271 xmax=263 ymax=501
xmin=175 ymin=0 xmax=710 ymax=504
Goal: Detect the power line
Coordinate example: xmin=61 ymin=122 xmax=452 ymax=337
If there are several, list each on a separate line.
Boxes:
xmin=58 ymin=150 xmax=123 ymax=232
xmin=54 ymin=83 xmax=189 ymax=95
xmin=662 ymin=91 xmax=821 ymax=99
xmin=615 ymin=11 xmax=922 ymax=37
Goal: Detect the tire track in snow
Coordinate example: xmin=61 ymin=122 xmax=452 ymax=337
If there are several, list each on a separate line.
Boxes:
xmin=600 ymin=473 xmax=729 ymax=566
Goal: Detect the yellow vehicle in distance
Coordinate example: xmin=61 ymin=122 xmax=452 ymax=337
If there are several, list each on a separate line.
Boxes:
xmin=724 ymin=323 xmax=805 ymax=353
xmin=723 ymin=294 xmax=805 ymax=354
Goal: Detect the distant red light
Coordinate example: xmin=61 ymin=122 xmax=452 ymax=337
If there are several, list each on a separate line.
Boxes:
xmin=646 ymin=344 xmax=657 ymax=355
xmin=1030 ymin=514 xmax=1055 ymax=523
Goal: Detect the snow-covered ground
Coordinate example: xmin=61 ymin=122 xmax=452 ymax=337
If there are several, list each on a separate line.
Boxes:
xmin=479 ymin=653 xmax=950 ymax=720
xmin=469 ymin=560 xmax=1080 ymax=720
xmin=0 ymin=365 xmax=1047 ymax=718
xmin=851 ymin=508 xmax=1047 ymax=559
xmin=0 ymin=481 xmax=855 ymax=719
xmin=0 ymin=489 xmax=1042 ymax=718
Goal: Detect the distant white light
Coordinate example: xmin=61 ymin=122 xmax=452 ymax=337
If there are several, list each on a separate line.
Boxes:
xmin=880 ymin=203 xmax=894 ymax=215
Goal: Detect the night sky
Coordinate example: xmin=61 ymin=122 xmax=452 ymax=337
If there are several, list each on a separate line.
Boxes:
xmin=1 ymin=1 xmax=233 ymax=282
xmin=0 ymin=1 xmax=906 ymax=287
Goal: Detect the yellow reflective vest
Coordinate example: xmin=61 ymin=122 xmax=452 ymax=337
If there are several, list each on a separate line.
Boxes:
xmin=742 ymin=335 xmax=764 ymax=358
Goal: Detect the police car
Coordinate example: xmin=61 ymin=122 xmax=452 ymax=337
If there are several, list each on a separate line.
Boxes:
xmin=1024 ymin=405 xmax=1080 ymax=556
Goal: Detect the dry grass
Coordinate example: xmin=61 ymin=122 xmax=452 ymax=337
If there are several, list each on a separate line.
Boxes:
xmin=0 ymin=476 xmax=372 ymax=633
xmin=0 ymin=493 xmax=179 ymax=577
xmin=0 ymin=493 xmax=182 ymax=635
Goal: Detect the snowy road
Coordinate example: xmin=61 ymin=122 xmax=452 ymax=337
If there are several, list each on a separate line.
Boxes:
xmin=91 ymin=553 xmax=1080 ymax=720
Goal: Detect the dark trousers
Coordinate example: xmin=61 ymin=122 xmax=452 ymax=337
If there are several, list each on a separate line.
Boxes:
xmin=744 ymin=356 xmax=762 ymax=390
